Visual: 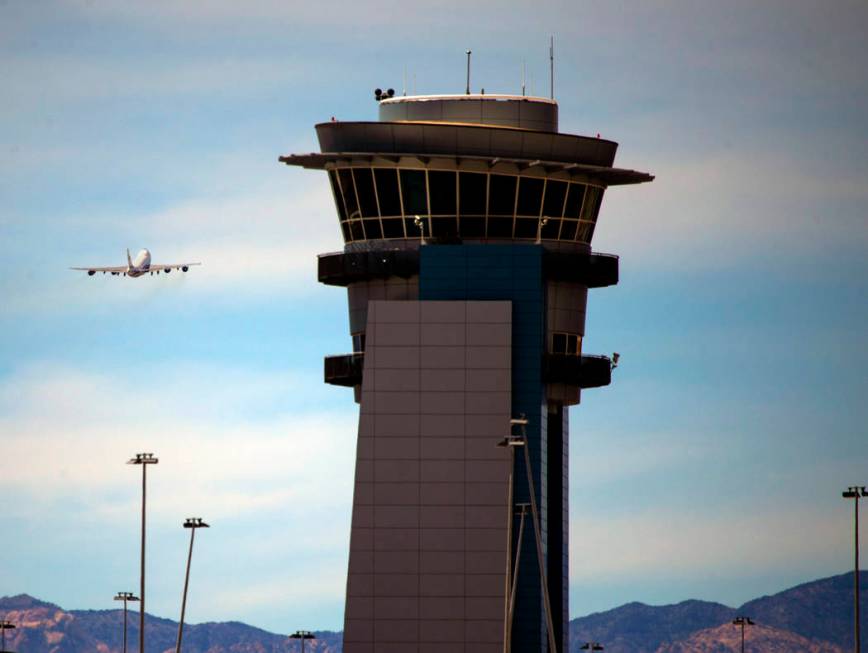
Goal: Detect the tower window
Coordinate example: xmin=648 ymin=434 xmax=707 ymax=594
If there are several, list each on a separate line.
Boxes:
xmin=429 ymin=170 xmax=457 ymax=216
xmin=543 ymin=180 xmax=567 ymax=219
xmin=517 ymin=177 xmax=544 ymax=217
xmin=488 ymin=174 xmax=517 ymax=216
xmin=374 ymin=168 xmax=402 ymax=217
xmin=353 ymin=168 xmax=379 ymax=218
xmin=564 ymin=182 xmax=585 ymax=220
xmin=400 ymin=169 xmax=428 ymax=216
xmin=551 ymin=332 xmax=582 ymax=356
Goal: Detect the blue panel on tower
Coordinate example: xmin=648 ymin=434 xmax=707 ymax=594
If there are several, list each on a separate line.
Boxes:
xmin=420 ymin=243 xmax=549 ymax=652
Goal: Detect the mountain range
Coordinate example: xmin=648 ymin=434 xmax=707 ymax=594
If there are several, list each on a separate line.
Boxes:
xmin=1 ymin=571 xmax=864 ymax=652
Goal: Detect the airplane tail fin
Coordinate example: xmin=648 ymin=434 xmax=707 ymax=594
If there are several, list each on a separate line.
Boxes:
xmin=126 ymin=248 xmax=133 ymax=269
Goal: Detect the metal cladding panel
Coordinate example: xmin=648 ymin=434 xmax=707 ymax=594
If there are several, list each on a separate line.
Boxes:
xmin=380 ymin=96 xmax=558 ymax=132
xmin=314 ymin=122 xmax=618 ymax=167
xmin=343 ymin=300 xmax=513 ymax=652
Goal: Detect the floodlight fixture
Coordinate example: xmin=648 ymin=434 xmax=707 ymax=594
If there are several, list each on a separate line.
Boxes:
xmin=535 ymin=216 xmax=550 ymax=243
xmin=612 ymin=352 xmax=620 ymax=369
xmin=290 ymin=630 xmax=316 ymax=653
xmin=413 ymin=215 xmax=426 ymax=244
xmin=114 ymin=592 xmax=139 ymax=653
xmin=581 ymin=644 xmax=604 ymax=651
xmin=732 ymin=616 xmax=755 ymax=653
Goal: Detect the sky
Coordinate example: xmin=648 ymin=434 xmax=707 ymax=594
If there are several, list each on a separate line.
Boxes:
xmin=1 ymin=0 xmax=867 ymax=634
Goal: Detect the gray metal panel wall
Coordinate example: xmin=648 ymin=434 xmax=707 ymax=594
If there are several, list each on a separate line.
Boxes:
xmin=343 ymin=300 xmax=513 ymax=653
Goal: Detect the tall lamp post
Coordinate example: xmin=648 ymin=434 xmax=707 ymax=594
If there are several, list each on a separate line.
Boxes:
xmin=290 ymin=630 xmax=315 ymax=653
xmin=843 ymin=485 xmax=867 ymax=653
xmin=114 ymin=592 xmax=139 ymax=653
xmin=732 ymin=616 xmax=754 ymax=653
xmin=581 ymin=644 xmax=604 ymax=651
xmin=176 ymin=517 xmax=209 ymax=653
xmin=497 ymin=414 xmax=558 ymax=653
xmin=127 ymin=452 xmax=158 ymax=653
xmin=0 ymin=620 xmax=15 ymax=652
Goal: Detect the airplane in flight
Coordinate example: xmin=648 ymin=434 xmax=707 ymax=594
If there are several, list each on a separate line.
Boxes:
xmin=71 ymin=248 xmax=201 ymax=277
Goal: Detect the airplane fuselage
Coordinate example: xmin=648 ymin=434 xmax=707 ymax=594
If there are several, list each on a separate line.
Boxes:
xmin=127 ymin=248 xmax=152 ymax=277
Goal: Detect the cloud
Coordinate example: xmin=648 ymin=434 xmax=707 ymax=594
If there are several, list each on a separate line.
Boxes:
xmin=569 ymin=503 xmax=848 ymax=584
xmin=592 ymin=148 xmax=868 ymax=269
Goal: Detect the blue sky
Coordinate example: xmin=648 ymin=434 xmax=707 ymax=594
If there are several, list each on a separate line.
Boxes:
xmin=1 ymin=0 xmax=867 ymax=633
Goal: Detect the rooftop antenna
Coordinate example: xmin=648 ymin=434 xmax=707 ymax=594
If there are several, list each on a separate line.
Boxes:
xmin=465 ymin=49 xmax=472 ymax=94
xmin=413 ymin=72 xmax=417 ymax=95
xmin=549 ymin=35 xmax=554 ymax=99
xmin=522 ymin=59 xmax=526 ymax=96
xmin=403 ymin=67 xmax=407 ymax=96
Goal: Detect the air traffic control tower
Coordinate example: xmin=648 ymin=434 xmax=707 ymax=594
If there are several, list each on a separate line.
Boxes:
xmin=281 ymin=90 xmax=652 ymax=653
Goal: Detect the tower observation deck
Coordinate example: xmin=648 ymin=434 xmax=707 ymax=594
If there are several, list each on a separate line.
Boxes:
xmin=282 ymin=91 xmax=652 ymax=653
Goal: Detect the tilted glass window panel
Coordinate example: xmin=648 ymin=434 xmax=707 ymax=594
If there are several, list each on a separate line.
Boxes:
xmin=353 ymin=168 xmax=379 ymax=218
xmin=542 ymin=179 xmax=567 ymax=219
xmin=328 ymin=170 xmax=347 ymax=221
xmin=349 ymin=220 xmax=365 ymax=241
xmin=564 ymin=182 xmax=585 ymax=219
xmin=459 ymin=172 xmax=487 ymax=216
xmin=429 ymin=170 xmax=457 ymax=216
xmin=540 ymin=217 xmax=561 ymax=240
xmin=374 ymin=168 xmax=402 ymax=217
xmin=400 ymin=169 xmax=428 ymax=216
xmin=517 ymin=177 xmax=544 ymax=217
xmin=381 ymin=217 xmax=405 ymax=239
xmin=338 ymin=168 xmax=360 ymax=218
xmin=461 ymin=216 xmax=485 ymax=238
xmin=431 ymin=216 xmax=459 ymax=239
xmin=566 ymin=335 xmax=578 ymax=355
xmin=487 ymin=215 xmax=513 ymax=238
xmin=488 ymin=174 xmax=517 ymax=216
xmin=560 ymin=219 xmax=578 ymax=241
xmin=581 ymin=186 xmax=603 ymax=222
xmin=514 ymin=217 xmax=539 ymax=239
xmin=340 ymin=221 xmax=352 ymax=242
xmin=576 ymin=221 xmax=594 ymax=244
xmin=364 ymin=218 xmax=383 ymax=240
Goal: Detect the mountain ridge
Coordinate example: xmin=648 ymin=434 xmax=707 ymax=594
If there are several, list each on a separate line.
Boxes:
xmin=2 ymin=571 xmax=865 ymax=652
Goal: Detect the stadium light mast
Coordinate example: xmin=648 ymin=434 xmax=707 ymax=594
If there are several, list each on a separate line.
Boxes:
xmin=732 ymin=616 xmax=754 ymax=653
xmin=843 ymin=485 xmax=867 ymax=653
xmin=114 ymin=592 xmax=139 ymax=653
xmin=0 ymin=620 xmax=15 ymax=651
xmin=127 ymin=452 xmax=158 ymax=653
xmin=176 ymin=518 xmax=209 ymax=653
xmin=290 ymin=630 xmax=316 ymax=653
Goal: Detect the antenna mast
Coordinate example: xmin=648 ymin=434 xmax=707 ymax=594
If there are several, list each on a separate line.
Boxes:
xmin=465 ymin=49 xmax=472 ymax=94
xmin=522 ymin=59 xmax=526 ymax=96
xmin=549 ymin=35 xmax=554 ymax=99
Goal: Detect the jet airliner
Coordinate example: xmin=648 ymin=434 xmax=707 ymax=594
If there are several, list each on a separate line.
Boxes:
xmin=71 ymin=249 xmax=201 ymax=277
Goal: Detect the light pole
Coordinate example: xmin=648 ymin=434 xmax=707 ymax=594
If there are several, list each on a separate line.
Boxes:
xmin=732 ymin=616 xmax=754 ymax=653
xmin=581 ymin=644 xmax=604 ymax=651
xmin=844 ymin=486 xmax=867 ymax=653
xmin=114 ymin=592 xmax=139 ymax=653
xmin=0 ymin=620 xmax=15 ymax=651
xmin=127 ymin=452 xmax=158 ymax=653
xmin=290 ymin=630 xmax=315 ymax=653
xmin=176 ymin=518 xmax=209 ymax=653
xmin=497 ymin=414 xmax=558 ymax=653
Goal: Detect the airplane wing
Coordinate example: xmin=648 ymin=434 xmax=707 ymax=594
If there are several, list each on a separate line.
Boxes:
xmin=70 ymin=266 xmax=129 ymax=273
xmin=148 ymin=262 xmax=202 ymax=271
